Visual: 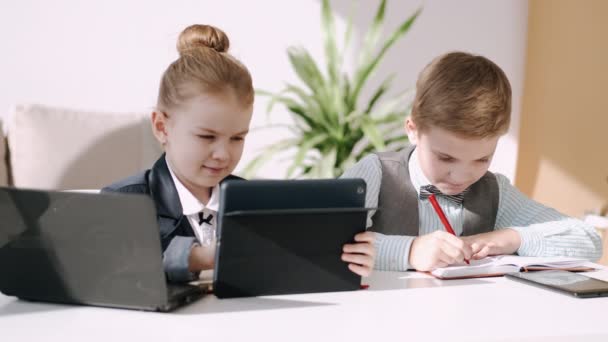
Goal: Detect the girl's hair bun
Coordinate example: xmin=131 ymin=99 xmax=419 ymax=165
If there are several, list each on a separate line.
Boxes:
xmin=177 ymin=24 xmax=230 ymax=55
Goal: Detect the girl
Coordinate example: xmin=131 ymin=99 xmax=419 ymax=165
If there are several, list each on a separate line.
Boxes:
xmin=103 ymin=24 xmax=375 ymax=282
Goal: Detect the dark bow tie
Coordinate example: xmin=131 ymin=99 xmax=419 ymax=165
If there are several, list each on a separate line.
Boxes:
xmin=198 ymin=212 xmax=214 ymax=226
xmin=419 ymin=184 xmax=467 ymax=205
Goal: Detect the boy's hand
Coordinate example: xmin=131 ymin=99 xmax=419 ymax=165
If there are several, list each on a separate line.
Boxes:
xmin=409 ymin=231 xmax=473 ymax=271
xmin=342 ymin=231 xmax=376 ymax=277
xmin=461 ymin=229 xmax=521 ymax=259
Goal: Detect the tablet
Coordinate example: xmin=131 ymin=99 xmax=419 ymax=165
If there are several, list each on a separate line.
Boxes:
xmin=506 ymin=270 xmax=608 ymax=298
xmin=213 ymin=178 xmax=371 ymax=298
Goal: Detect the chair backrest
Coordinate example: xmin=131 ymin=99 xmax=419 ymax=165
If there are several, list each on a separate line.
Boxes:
xmin=0 ymin=119 xmax=8 ymax=186
xmin=6 ymin=104 xmax=163 ymax=190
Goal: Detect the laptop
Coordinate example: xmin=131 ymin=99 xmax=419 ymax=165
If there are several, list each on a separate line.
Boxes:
xmin=213 ymin=178 xmax=370 ymax=298
xmin=0 ymin=187 xmax=205 ymax=312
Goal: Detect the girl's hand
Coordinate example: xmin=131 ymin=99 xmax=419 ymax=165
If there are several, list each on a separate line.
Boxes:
xmin=188 ymin=243 xmax=216 ymax=272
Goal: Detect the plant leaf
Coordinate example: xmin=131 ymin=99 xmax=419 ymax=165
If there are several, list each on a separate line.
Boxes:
xmin=287 ymin=46 xmax=327 ymax=97
xmin=240 ymin=139 xmax=297 ymax=178
xmin=365 ymin=73 xmax=396 ymax=114
xmin=358 ymin=0 xmax=387 ymax=71
xmin=283 ymin=84 xmax=329 ymax=128
xmin=361 ymin=117 xmax=386 ymax=151
xmin=321 ymin=0 xmax=339 ymax=87
xmin=286 ymin=133 xmax=329 ymax=178
xmin=315 ymin=147 xmax=337 ymax=178
xmin=287 ymin=46 xmax=338 ymax=125
xmin=371 ymin=90 xmax=411 ymax=119
xmin=351 ymin=7 xmax=422 ymax=107
xmin=339 ymin=0 xmax=356 ymax=70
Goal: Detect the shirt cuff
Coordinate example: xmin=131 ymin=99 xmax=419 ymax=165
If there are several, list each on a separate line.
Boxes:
xmin=163 ymin=236 xmax=199 ymax=283
xmin=374 ymin=233 xmax=415 ymax=271
xmin=509 ymin=227 xmax=546 ymax=256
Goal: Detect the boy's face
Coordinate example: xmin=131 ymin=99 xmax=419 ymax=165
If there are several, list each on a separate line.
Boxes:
xmin=406 ymin=119 xmax=499 ymax=195
xmin=154 ymin=91 xmax=253 ymax=193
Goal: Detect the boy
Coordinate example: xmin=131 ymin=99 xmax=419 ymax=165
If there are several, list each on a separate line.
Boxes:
xmin=341 ymin=52 xmax=602 ymax=272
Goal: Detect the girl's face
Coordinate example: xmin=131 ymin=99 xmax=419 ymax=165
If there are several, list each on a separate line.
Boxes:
xmin=406 ymin=118 xmax=499 ymax=195
xmin=153 ymin=90 xmax=253 ymax=197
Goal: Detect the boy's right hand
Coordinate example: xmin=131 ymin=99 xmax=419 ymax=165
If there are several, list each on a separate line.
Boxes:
xmin=409 ymin=231 xmax=473 ymax=271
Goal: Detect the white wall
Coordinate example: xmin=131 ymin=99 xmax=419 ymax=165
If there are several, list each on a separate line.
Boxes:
xmin=0 ymin=0 xmax=528 ymax=181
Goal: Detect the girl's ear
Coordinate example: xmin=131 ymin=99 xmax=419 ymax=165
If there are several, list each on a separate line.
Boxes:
xmin=151 ymin=111 xmax=169 ymax=146
xmin=404 ymin=118 xmax=418 ymax=145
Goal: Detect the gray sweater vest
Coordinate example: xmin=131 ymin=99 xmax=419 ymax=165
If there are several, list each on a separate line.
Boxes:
xmin=370 ymin=145 xmax=499 ymax=236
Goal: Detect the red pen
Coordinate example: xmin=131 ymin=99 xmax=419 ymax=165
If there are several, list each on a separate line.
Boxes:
xmin=428 ymin=194 xmax=470 ymax=265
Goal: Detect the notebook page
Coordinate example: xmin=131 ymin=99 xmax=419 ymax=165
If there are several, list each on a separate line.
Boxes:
xmin=430 ymin=256 xmax=595 ymax=279
xmin=494 ymin=255 xmax=588 ymax=268
xmin=430 ymin=257 xmax=519 ymax=278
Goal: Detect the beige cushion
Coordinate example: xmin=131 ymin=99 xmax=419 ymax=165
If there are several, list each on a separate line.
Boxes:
xmin=0 ymin=119 xmax=7 ymax=186
xmin=7 ymin=104 xmax=163 ymax=190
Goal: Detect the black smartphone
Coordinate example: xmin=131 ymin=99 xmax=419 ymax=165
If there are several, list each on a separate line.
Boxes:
xmin=506 ymin=270 xmax=608 ymax=298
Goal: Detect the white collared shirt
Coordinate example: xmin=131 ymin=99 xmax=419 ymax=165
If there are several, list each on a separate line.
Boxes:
xmin=166 ymin=161 xmax=219 ymax=246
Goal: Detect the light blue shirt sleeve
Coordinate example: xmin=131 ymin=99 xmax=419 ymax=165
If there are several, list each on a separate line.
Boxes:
xmin=494 ymin=173 xmax=602 ymax=260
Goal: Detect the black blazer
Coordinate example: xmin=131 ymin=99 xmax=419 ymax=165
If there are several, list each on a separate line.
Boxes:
xmin=101 ymin=154 xmax=242 ymax=252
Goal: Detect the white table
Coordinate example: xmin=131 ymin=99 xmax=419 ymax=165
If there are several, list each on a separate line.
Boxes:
xmin=2 ymin=270 xmax=608 ymax=342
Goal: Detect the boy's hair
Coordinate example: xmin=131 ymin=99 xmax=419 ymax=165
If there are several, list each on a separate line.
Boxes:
xmin=411 ymin=52 xmax=512 ymax=138
xmin=157 ymin=24 xmax=254 ymax=112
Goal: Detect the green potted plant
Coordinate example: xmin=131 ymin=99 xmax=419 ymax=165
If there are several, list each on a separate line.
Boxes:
xmin=245 ymin=0 xmax=422 ymax=178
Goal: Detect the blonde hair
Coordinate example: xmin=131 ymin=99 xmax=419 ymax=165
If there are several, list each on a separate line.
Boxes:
xmin=157 ymin=24 xmax=254 ymax=112
xmin=411 ymin=52 xmax=512 ymax=138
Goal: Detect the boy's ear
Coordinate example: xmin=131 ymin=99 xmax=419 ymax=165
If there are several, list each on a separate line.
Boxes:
xmin=151 ymin=111 xmax=169 ymax=146
xmin=405 ymin=118 xmax=418 ymax=144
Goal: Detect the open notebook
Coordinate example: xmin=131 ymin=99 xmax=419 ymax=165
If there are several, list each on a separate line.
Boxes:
xmin=430 ymin=255 xmax=598 ymax=280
